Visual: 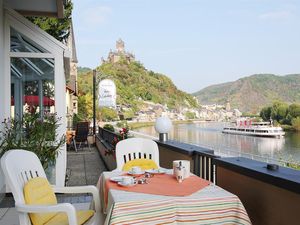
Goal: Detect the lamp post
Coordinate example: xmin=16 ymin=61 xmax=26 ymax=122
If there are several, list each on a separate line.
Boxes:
xmin=93 ymin=70 xmax=96 ymax=135
xmin=155 ymin=116 xmax=172 ymax=142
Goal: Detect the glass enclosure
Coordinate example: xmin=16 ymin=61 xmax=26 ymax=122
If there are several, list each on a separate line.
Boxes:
xmin=10 ymin=28 xmax=55 ymax=119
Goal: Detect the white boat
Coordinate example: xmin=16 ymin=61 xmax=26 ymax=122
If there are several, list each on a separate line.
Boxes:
xmin=222 ymin=119 xmax=285 ymax=138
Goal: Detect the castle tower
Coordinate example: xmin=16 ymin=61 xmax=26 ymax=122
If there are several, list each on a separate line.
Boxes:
xmin=116 ymin=38 xmax=125 ymax=53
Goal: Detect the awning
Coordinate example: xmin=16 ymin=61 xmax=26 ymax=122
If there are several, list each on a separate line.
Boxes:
xmin=11 ymin=95 xmax=55 ymax=106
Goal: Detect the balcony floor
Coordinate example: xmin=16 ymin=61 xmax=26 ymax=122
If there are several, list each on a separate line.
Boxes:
xmin=0 ymin=146 xmax=108 ymax=224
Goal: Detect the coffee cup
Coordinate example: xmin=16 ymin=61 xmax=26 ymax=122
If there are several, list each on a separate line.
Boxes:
xmin=122 ymin=177 xmax=134 ymax=185
xmin=131 ymin=166 xmax=142 ymax=174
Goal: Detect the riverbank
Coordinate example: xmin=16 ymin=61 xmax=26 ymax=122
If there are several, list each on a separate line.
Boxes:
xmin=127 ymin=119 xmax=204 ymax=130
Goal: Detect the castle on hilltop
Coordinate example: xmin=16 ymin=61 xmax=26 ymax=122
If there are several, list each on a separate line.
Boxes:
xmin=102 ymin=39 xmax=135 ymax=64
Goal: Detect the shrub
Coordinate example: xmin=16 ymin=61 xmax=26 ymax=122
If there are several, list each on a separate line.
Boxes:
xmin=0 ymin=113 xmax=65 ymax=169
xmin=291 ymin=117 xmax=300 ymax=131
xmin=103 ymin=124 xmax=115 ymax=132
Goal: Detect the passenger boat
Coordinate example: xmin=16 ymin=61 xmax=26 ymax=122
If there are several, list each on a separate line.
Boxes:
xmin=222 ymin=119 xmax=285 ymax=138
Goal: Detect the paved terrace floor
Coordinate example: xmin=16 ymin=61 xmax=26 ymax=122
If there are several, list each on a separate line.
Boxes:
xmin=0 ymin=146 xmax=107 ymax=225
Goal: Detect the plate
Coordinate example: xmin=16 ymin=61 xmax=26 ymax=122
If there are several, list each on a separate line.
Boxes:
xmin=117 ymin=181 xmax=137 ymax=187
xmin=127 ymin=171 xmax=145 ymax=176
xmin=145 ymin=169 xmax=166 ymax=174
xmin=110 ymin=176 xmax=130 ymax=182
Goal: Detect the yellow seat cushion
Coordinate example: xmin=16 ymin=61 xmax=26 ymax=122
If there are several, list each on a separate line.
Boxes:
xmin=24 ymin=177 xmax=94 ymax=225
xmin=122 ymin=159 xmax=158 ymax=171
xmin=24 ymin=177 xmax=58 ymax=225
xmin=44 ymin=210 xmax=94 ymax=225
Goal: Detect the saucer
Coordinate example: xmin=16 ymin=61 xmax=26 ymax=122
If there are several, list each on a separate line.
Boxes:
xmin=127 ymin=171 xmax=145 ymax=176
xmin=145 ymin=169 xmax=166 ymax=174
xmin=110 ymin=176 xmax=131 ymax=183
xmin=117 ymin=181 xmax=137 ymax=187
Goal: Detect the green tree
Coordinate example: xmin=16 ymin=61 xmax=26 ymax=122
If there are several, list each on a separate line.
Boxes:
xmin=291 ymin=117 xmax=300 ymax=131
xmin=99 ymin=108 xmax=118 ymax=121
xmin=260 ymin=106 xmax=271 ymax=121
xmin=27 ymin=1 xmax=73 ymax=42
xmin=270 ymin=102 xmax=288 ymax=123
xmin=78 ymin=93 xmax=93 ymax=120
xmin=185 ymin=111 xmax=196 ymax=120
xmin=288 ymin=104 xmax=300 ymax=118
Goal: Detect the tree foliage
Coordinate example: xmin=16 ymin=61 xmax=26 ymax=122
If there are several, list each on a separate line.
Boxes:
xmin=185 ymin=111 xmax=197 ymax=119
xmin=99 ymin=108 xmax=118 ymax=121
xmin=96 ymin=60 xmax=199 ymax=110
xmin=260 ymin=102 xmax=300 ymax=130
xmin=26 ymin=1 xmax=73 ymax=42
xmin=77 ymin=59 xmax=199 ymax=121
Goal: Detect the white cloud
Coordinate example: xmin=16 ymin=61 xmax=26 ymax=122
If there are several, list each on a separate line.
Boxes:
xmin=81 ymin=6 xmax=112 ymax=26
xmin=259 ymin=10 xmax=293 ymax=20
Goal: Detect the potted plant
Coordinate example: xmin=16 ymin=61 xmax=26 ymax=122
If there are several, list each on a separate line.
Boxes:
xmin=0 ymin=113 xmax=65 ymax=171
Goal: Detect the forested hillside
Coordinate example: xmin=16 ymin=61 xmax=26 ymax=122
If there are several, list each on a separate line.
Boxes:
xmin=194 ymin=74 xmax=300 ymax=113
xmin=77 ymin=59 xmax=198 ymax=119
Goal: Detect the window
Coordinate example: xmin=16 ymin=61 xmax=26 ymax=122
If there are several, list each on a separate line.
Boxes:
xmin=10 ymin=27 xmax=55 ymax=119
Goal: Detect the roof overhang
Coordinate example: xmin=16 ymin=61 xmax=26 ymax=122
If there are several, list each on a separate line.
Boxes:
xmin=4 ymin=0 xmax=64 ymax=18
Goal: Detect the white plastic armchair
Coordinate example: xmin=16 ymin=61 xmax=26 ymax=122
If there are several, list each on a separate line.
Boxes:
xmin=1 ymin=150 xmax=103 ymax=225
xmin=115 ymin=138 xmax=160 ymax=171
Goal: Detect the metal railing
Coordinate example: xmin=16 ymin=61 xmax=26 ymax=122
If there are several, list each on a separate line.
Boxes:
xmin=193 ymin=151 xmax=219 ymax=184
xmin=98 ymin=127 xmax=220 ymax=183
xmin=98 ymin=127 xmax=118 ymax=144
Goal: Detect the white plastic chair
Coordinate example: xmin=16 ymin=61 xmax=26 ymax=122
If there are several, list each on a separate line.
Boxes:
xmin=115 ymin=138 xmax=160 ymax=171
xmin=1 ymin=150 xmax=104 ymax=225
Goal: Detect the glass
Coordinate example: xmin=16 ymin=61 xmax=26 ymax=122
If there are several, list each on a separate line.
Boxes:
xmin=10 ymin=58 xmax=55 ymax=118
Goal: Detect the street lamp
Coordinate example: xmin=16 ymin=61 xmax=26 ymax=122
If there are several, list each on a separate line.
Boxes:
xmin=155 ymin=116 xmax=172 ymax=142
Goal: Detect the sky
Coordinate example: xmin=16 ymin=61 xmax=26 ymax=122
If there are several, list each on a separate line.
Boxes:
xmin=72 ymin=0 xmax=300 ymax=93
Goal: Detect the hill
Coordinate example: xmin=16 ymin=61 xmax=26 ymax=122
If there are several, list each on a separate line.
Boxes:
xmin=77 ymin=59 xmax=198 ymax=118
xmin=193 ymin=74 xmax=300 ymax=113
xmin=77 ymin=66 xmax=92 ymax=75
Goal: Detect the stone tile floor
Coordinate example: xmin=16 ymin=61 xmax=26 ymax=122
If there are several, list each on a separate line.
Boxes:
xmin=0 ymin=146 xmax=107 ymax=225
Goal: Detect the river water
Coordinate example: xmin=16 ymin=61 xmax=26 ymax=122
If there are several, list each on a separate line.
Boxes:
xmin=133 ymin=122 xmax=300 ymax=163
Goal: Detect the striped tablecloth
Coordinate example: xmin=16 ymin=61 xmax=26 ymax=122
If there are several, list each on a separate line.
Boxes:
xmin=100 ymin=171 xmax=251 ymax=225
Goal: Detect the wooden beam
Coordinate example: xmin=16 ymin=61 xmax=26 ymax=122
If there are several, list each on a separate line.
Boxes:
xmin=56 ymin=0 xmax=64 ymax=18
xmin=17 ymin=10 xmax=57 ymax=18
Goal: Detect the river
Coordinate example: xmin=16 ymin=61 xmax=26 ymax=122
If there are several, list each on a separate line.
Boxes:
xmin=133 ymin=122 xmax=300 ymax=163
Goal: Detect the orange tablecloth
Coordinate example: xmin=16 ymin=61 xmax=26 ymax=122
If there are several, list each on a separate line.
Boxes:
xmin=105 ymin=174 xmax=210 ymax=206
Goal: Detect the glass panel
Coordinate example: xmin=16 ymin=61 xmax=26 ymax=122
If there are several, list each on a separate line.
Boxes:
xmin=10 ymin=58 xmax=55 ymax=118
xmin=10 ymin=27 xmax=49 ymax=53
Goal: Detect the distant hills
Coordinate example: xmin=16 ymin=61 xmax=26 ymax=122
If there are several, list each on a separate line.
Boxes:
xmin=77 ymin=59 xmax=198 ymax=113
xmin=193 ymin=74 xmax=300 ymax=113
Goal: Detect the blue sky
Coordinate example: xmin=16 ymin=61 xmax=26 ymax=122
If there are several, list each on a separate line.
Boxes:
xmin=73 ymin=0 xmax=300 ymax=93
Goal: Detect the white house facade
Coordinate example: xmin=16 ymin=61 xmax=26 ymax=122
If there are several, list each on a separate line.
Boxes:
xmin=0 ymin=0 xmax=68 ymax=200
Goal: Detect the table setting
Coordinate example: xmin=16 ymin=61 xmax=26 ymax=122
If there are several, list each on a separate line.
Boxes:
xmin=99 ymin=160 xmax=251 ymax=225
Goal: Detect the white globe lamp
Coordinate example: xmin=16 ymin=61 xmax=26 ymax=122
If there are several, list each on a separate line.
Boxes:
xmin=155 ymin=116 xmax=172 ymax=142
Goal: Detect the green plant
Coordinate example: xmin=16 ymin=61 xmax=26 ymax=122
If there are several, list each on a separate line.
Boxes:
xmin=0 ymin=113 xmax=65 ymax=169
xmin=26 ymin=1 xmax=73 ymax=42
xmin=116 ymin=120 xmax=128 ymax=128
xmin=103 ymin=124 xmax=115 ymax=132
xmin=99 ymin=108 xmax=118 ymax=121
xmin=72 ymin=113 xmax=83 ymax=129
xmin=105 ymin=127 xmax=131 ymax=156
